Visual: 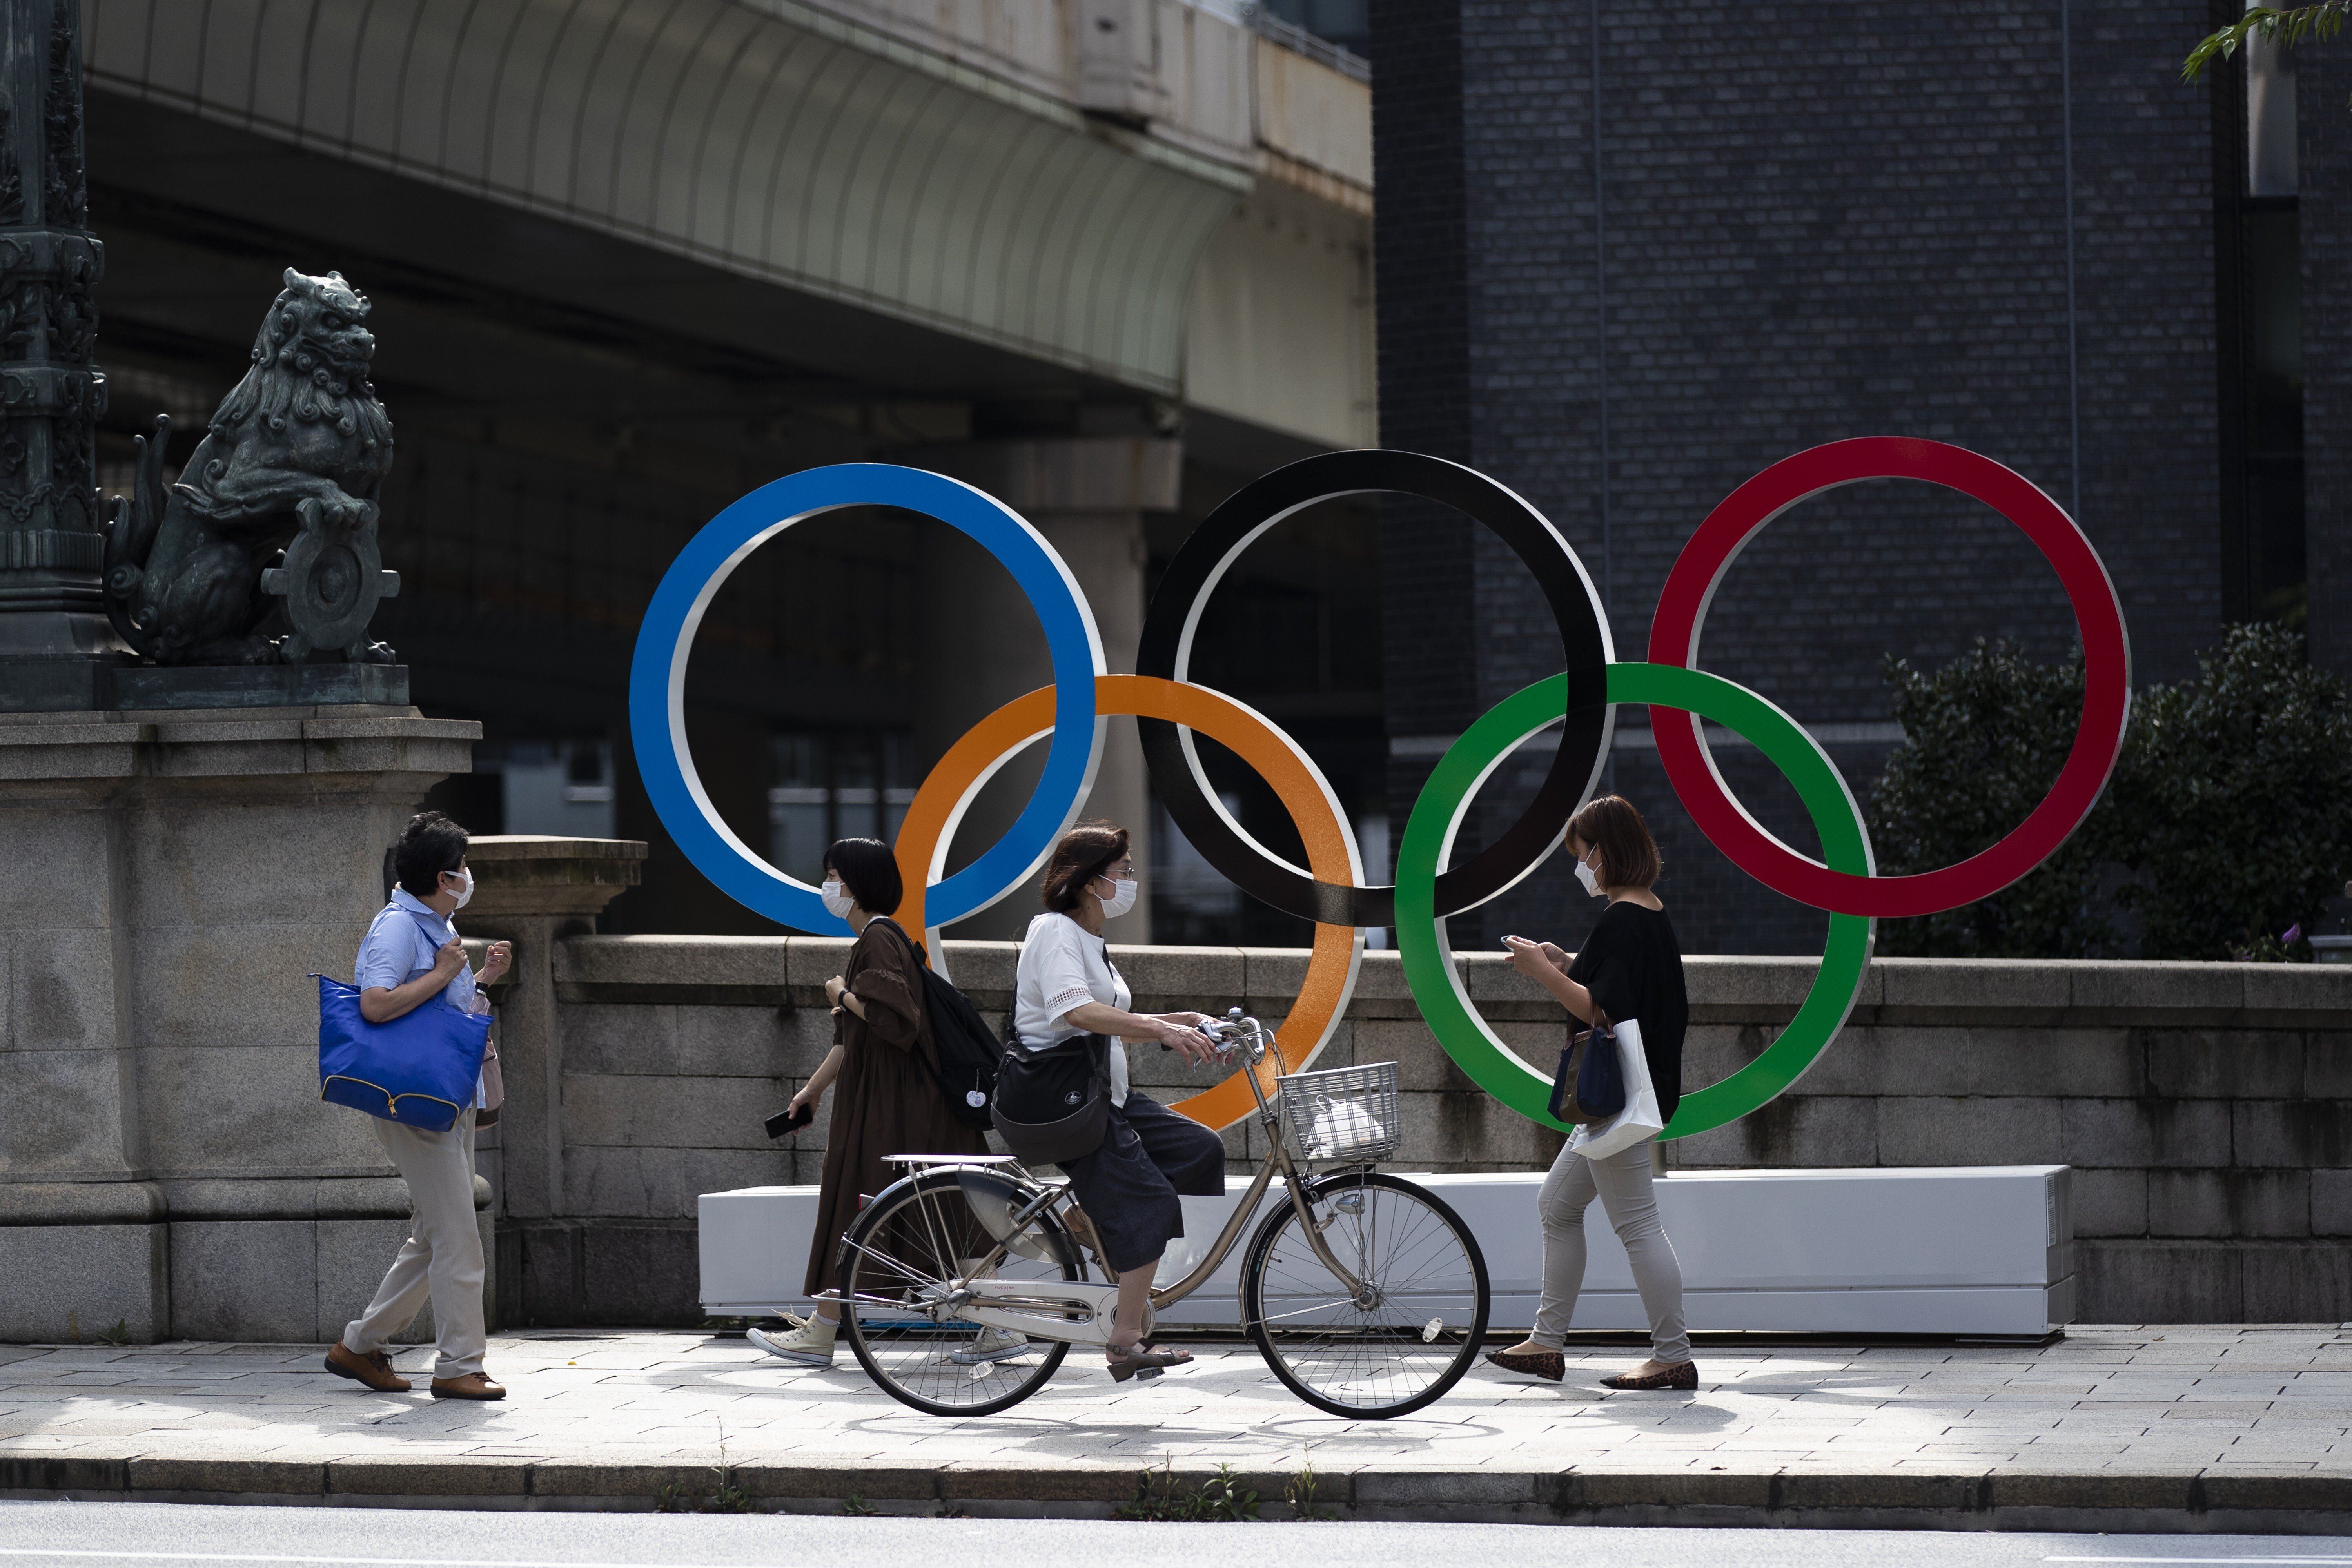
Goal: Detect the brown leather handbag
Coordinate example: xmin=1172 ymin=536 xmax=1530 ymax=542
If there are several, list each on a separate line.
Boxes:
xmin=476 ymin=1033 xmax=505 ymax=1129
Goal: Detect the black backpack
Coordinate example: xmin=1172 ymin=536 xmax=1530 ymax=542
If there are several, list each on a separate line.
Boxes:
xmin=880 ymin=923 xmax=999 ymax=1131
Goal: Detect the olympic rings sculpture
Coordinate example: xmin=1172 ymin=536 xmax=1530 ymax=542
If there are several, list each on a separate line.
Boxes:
xmin=628 ymin=438 xmax=2132 ymax=1139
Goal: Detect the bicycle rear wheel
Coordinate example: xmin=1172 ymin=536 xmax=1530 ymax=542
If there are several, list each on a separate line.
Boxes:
xmin=838 ymin=1169 xmax=1074 ymax=1416
xmin=1241 ymin=1169 xmax=1489 ymax=1418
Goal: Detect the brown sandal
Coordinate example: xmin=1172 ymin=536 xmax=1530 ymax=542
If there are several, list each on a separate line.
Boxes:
xmin=1600 ymin=1361 xmax=1698 ymax=1390
xmin=1484 ymin=1347 xmax=1564 ymax=1382
xmin=1105 ymin=1341 xmax=1190 ymax=1383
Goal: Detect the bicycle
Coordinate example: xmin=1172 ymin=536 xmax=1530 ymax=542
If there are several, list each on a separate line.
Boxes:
xmin=828 ymin=1009 xmax=1492 ymax=1419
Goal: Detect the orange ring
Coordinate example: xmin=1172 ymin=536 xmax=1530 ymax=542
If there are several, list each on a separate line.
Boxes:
xmin=894 ymin=674 xmax=1363 ymax=1131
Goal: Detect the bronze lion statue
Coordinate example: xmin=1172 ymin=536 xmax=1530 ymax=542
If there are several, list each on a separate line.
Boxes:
xmin=105 ymin=269 xmax=397 ymax=665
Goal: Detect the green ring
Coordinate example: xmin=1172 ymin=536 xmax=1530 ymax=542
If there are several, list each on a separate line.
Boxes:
xmin=1394 ymin=662 xmax=1877 ymax=1139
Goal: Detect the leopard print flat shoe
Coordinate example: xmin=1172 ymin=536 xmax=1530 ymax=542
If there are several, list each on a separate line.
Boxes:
xmin=1599 ymin=1361 xmax=1698 ymax=1390
xmin=1484 ymin=1346 xmax=1564 ymax=1381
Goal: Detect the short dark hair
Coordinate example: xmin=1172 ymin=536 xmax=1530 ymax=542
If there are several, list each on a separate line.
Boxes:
xmin=1040 ymin=820 xmax=1130 ymax=913
xmin=824 ymin=837 xmax=903 ymax=916
xmin=395 ymin=811 xmax=469 ymax=898
xmin=1566 ymin=795 xmax=1662 ymax=890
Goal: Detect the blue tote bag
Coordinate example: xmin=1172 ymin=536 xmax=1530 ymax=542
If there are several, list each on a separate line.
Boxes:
xmin=316 ymin=974 xmax=492 ymax=1133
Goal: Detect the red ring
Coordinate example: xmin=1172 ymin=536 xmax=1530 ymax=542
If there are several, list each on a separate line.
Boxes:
xmin=1646 ymin=437 xmax=2133 ymax=918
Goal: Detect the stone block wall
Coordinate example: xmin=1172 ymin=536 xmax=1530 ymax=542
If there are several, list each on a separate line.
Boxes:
xmin=0 ymin=705 xmax=486 ymax=1347
xmin=521 ymin=938 xmax=2351 ymax=1328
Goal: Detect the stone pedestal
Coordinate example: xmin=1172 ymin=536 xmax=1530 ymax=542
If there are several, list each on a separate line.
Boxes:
xmin=0 ymin=703 xmax=481 ymax=1343
xmin=456 ymin=837 xmax=645 ymax=1325
xmin=109 ymin=664 xmax=410 ymax=711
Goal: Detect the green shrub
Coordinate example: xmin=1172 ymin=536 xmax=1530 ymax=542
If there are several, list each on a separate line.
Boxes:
xmin=2105 ymin=623 xmax=2352 ymax=959
xmin=1867 ymin=624 xmax=2352 ymax=960
xmin=1866 ymin=641 xmax=2114 ymax=958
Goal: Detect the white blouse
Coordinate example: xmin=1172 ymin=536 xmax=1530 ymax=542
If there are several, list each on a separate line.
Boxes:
xmin=1014 ymin=911 xmax=1133 ymax=1107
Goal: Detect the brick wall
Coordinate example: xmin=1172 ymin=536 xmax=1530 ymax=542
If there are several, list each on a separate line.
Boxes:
xmin=1372 ymin=1 xmax=2250 ymax=956
xmin=515 ymin=936 xmax=2351 ymax=1327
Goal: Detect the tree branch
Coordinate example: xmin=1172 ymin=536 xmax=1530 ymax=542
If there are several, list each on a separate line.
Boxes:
xmin=2185 ymin=2 xmax=2352 ymax=99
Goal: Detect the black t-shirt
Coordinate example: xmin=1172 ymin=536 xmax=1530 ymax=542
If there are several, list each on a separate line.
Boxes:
xmin=1565 ymin=900 xmax=1689 ymax=1125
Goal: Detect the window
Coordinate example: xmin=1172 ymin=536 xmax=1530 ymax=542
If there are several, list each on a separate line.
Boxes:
xmin=768 ymin=730 xmax=916 ymax=881
xmin=2247 ymin=22 xmax=2298 ymax=197
xmin=479 ymin=740 xmax=616 ymax=839
xmin=2215 ymin=12 xmax=2307 ymax=626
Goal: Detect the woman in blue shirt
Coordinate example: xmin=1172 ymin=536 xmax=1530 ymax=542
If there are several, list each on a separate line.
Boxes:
xmin=325 ymin=812 xmax=512 ymax=1401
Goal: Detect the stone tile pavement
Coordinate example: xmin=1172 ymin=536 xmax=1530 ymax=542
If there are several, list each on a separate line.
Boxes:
xmin=1 ymin=1327 xmax=2349 ymax=1529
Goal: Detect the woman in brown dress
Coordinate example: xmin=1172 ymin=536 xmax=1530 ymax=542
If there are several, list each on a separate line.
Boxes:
xmin=744 ymin=838 xmax=1015 ymax=1368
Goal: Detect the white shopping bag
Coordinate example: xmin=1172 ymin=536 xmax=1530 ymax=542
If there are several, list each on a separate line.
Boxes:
xmin=1304 ymin=1096 xmax=1386 ymax=1160
xmin=1570 ymin=1016 xmax=1664 ymax=1161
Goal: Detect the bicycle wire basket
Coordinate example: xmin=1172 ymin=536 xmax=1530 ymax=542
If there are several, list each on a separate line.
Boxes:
xmin=1274 ymin=1060 xmax=1401 ymax=1165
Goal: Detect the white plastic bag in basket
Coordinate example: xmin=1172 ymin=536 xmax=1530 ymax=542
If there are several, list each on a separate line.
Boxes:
xmin=1305 ymin=1096 xmax=1385 ymax=1160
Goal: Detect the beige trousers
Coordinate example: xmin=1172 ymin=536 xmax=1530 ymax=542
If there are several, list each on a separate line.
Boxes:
xmin=343 ymin=1109 xmax=486 ymax=1379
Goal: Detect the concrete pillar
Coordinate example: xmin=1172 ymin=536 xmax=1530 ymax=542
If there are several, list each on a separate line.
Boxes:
xmin=457 ymin=835 xmax=644 ymax=1325
xmin=0 ymin=703 xmax=480 ymax=1343
xmin=907 ymin=437 xmax=1180 ymax=941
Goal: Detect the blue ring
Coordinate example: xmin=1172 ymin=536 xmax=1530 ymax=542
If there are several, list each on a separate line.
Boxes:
xmin=627 ymin=464 xmax=1105 ymax=934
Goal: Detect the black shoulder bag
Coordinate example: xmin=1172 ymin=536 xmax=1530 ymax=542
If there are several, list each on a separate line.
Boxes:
xmin=991 ymin=1025 xmax=1113 ymax=1165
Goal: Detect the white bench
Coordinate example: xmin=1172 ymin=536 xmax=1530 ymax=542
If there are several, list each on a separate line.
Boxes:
xmin=699 ymin=1164 xmax=2074 ymax=1337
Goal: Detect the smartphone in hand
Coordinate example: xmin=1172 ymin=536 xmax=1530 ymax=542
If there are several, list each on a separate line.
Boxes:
xmin=764 ymin=1103 xmax=815 ymax=1140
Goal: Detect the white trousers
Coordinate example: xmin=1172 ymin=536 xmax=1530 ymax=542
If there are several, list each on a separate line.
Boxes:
xmin=1530 ymin=1134 xmax=1692 ymax=1363
xmin=343 ymin=1109 xmax=486 ymax=1379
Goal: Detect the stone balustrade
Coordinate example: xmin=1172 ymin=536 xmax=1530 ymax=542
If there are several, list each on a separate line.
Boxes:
xmin=515 ymin=927 xmax=2352 ymax=1328
xmin=5 ymin=799 xmax=2345 ymax=1342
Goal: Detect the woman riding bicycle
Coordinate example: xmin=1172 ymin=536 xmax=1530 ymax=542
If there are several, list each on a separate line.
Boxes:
xmin=1014 ymin=820 xmax=1227 ymax=1381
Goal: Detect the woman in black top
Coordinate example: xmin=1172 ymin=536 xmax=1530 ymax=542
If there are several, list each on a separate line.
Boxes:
xmin=1487 ymin=795 xmax=1697 ymax=1391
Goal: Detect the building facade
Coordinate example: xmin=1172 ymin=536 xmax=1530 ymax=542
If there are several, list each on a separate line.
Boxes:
xmin=1370 ymin=0 xmax=2341 ymax=955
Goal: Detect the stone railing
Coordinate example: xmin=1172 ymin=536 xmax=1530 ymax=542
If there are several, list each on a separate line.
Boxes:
xmin=480 ymin=907 xmax=2352 ymax=1328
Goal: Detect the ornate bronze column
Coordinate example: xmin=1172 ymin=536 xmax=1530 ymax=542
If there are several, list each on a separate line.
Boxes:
xmin=0 ymin=0 xmax=122 ymax=709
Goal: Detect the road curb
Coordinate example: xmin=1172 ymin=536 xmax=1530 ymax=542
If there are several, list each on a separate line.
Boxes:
xmin=5 ymin=1455 xmax=2351 ymax=1532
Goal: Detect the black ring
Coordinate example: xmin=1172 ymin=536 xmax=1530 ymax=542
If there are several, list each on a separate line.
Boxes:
xmin=1136 ymin=449 xmax=1613 ymax=927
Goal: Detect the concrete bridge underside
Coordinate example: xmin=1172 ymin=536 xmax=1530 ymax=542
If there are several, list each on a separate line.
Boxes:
xmin=76 ymin=0 xmax=1381 ymax=942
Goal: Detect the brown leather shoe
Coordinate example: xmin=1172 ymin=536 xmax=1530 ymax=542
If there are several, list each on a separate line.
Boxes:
xmin=430 ymin=1372 xmax=507 ymax=1400
xmin=324 ymin=1341 xmax=410 ymax=1393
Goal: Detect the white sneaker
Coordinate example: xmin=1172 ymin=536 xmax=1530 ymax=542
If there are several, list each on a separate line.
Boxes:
xmin=748 ymin=1319 xmax=835 ymax=1366
xmin=946 ymin=1325 xmax=1031 ymax=1364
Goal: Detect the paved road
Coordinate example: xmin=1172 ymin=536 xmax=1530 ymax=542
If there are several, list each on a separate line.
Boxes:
xmin=0 ymin=1502 xmax=2348 ymax=1568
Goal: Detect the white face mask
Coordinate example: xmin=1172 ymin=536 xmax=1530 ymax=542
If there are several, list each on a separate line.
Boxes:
xmin=820 ymin=878 xmax=855 ymax=920
xmin=446 ymin=866 xmax=474 ymax=910
xmin=1098 ymin=876 xmax=1139 ymax=920
xmin=1574 ymin=856 xmax=1601 ymax=898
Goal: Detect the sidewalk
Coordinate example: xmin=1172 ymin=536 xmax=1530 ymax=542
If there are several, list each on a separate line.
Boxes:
xmin=2 ymin=1327 xmax=2348 ymax=1532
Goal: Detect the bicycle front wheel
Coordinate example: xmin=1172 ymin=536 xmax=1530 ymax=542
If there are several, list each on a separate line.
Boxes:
xmin=838 ymin=1169 xmax=1074 ymax=1417
xmin=1241 ymin=1169 xmax=1490 ymax=1418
